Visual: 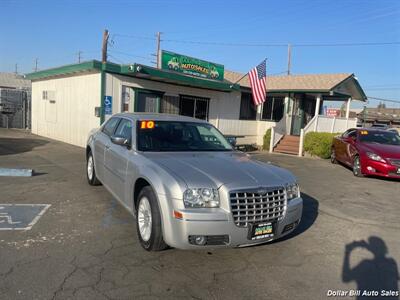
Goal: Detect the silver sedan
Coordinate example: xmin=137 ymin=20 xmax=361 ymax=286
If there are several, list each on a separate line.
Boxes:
xmin=86 ymin=113 xmax=303 ymax=251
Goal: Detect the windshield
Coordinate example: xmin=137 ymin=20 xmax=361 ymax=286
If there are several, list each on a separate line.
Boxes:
xmin=359 ymin=130 xmax=400 ymax=145
xmin=137 ymin=120 xmax=233 ymax=152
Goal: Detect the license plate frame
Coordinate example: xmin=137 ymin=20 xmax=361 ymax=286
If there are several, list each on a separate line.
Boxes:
xmin=248 ymin=222 xmax=275 ymax=241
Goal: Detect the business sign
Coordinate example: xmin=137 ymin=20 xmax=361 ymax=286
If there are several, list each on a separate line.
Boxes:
xmin=161 ymin=50 xmax=224 ymax=81
xmin=326 ymin=108 xmax=340 ymax=117
xmin=104 ymin=96 xmax=112 ymax=115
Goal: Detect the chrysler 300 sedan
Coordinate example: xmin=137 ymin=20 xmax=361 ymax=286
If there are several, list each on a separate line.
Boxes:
xmin=86 ymin=113 xmax=303 ymax=251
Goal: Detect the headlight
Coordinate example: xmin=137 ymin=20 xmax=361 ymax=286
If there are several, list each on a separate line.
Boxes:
xmin=286 ymin=183 xmax=300 ymax=201
xmin=183 ymin=188 xmax=219 ymax=208
xmin=366 ymin=152 xmax=386 ymax=163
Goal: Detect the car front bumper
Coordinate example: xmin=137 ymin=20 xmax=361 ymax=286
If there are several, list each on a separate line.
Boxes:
xmin=162 ymin=197 xmax=303 ymax=250
xmin=362 ymin=159 xmax=400 ymax=179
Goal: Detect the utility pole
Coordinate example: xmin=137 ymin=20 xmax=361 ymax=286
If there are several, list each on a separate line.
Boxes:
xmin=34 ymin=58 xmax=38 ymax=72
xmin=156 ymin=32 xmax=162 ymax=68
xmin=287 ymin=44 xmax=292 ymax=75
xmin=15 ymin=64 xmax=18 ymax=75
xmin=77 ymin=51 xmax=82 ymax=63
xmin=102 ymin=29 xmax=109 ymax=63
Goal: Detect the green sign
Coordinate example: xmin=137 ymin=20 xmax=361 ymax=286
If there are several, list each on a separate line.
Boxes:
xmin=161 ymin=50 xmax=224 ymax=81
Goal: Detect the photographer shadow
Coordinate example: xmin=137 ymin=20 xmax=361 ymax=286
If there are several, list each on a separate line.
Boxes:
xmin=342 ymin=237 xmax=399 ymax=299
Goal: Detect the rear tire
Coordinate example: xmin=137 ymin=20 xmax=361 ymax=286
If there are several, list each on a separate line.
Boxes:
xmin=87 ymin=151 xmax=101 ymax=186
xmin=136 ymin=186 xmax=168 ymax=251
xmin=353 ymin=155 xmax=364 ymax=177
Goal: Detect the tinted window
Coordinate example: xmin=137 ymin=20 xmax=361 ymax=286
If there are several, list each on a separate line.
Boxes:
xmin=342 ymin=129 xmax=356 ymax=138
xmin=102 ymin=118 xmax=120 ymax=136
xmin=114 ymin=119 xmax=133 ymax=141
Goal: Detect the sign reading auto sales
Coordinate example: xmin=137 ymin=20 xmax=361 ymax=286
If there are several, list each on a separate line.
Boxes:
xmin=161 ymin=50 xmax=224 ymax=81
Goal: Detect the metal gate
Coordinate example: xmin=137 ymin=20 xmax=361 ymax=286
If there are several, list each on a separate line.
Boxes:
xmin=0 ymin=88 xmax=31 ymax=129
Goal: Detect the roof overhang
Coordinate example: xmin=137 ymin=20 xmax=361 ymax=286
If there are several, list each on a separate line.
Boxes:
xmin=120 ymin=64 xmax=239 ymax=92
xmin=331 ymin=74 xmax=367 ymax=101
xmin=26 ymin=60 xmax=239 ymax=92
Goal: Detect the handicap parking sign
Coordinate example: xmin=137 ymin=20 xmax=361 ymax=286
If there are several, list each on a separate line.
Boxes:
xmin=104 ymin=96 xmax=112 ymax=115
xmin=0 ymin=204 xmax=50 ymax=230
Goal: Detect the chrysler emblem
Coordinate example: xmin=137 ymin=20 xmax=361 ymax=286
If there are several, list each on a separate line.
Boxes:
xmin=257 ymin=188 xmax=267 ymax=195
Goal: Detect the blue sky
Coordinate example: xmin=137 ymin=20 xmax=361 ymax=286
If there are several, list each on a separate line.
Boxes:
xmin=1 ymin=0 xmax=399 ymax=108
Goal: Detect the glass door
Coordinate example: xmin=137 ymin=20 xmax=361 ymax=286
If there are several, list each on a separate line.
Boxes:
xmin=290 ymin=97 xmax=303 ymax=136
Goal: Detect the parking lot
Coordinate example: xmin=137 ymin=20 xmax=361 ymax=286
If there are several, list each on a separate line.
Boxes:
xmin=0 ymin=128 xmax=399 ymax=300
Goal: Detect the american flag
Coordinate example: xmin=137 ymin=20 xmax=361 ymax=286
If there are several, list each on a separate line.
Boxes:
xmin=248 ymin=60 xmax=267 ymax=105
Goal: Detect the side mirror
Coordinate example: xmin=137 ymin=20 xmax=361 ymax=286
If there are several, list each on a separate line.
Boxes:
xmin=225 ymin=136 xmax=237 ymax=147
xmin=110 ymin=135 xmax=130 ymax=147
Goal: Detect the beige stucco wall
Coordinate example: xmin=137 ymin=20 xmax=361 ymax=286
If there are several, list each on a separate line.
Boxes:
xmin=31 ymin=72 xmax=101 ymax=147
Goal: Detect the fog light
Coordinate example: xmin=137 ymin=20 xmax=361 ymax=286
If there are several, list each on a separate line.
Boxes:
xmin=194 ymin=236 xmax=206 ymax=245
xmin=367 ymin=166 xmax=376 ymax=172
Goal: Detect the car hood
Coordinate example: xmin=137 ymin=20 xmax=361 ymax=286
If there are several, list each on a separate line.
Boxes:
xmin=142 ymin=151 xmax=296 ymax=189
xmin=361 ymin=143 xmax=400 ymax=159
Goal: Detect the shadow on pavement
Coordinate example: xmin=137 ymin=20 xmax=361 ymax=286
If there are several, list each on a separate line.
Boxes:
xmin=342 ymin=236 xmax=399 ymax=299
xmin=271 ymin=192 xmax=319 ymax=244
xmin=0 ymin=137 xmax=48 ymax=156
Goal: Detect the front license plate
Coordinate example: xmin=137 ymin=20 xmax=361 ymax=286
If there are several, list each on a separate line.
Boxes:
xmin=397 ymin=168 xmax=400 ymax=174
xmin=248 ymin=222 xmax=275 ymax=240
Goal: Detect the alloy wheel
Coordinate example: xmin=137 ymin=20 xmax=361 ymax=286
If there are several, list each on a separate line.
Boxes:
xmin=138 ymin=196 xmax=152 ymax=242
xmin=353 ymin=156 xmax=361 ymax=176
xmin=87 ymin=155 xmax=94 ymax=180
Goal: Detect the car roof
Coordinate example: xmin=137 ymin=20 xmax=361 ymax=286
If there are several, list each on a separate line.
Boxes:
xmin=354 ymin=128 xmax=392 ymax=133
xmin=112 ymin=112 xmax=209 ymax=123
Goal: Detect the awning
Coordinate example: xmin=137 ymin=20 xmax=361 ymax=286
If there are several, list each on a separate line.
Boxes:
xmin=121 ymin=64 xmax=239 ymax=92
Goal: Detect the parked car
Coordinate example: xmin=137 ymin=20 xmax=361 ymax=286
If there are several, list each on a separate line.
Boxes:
xmin=331 ymin=128 xmax=400 ymax=178
xmin=370 ymin=123 xmax=389 ymax=129
xmin=86 ymin=113 xmax=303 ymax=251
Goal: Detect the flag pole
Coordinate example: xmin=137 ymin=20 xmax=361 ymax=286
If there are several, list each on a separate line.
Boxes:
xmin=229 ymin=58 xmax=268 ymax=89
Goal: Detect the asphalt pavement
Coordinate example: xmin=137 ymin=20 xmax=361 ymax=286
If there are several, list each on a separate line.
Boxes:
xmin=0 ymin=128 xmax=399 ymax=300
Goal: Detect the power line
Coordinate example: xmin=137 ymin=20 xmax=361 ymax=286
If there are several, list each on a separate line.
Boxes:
xmin=108 ymin=50 xmax=152 ymax=61
xmin=113 ymin=32 xmax=400 ymax=48
xmin=367 ymin=96 xmax=400 ymax=104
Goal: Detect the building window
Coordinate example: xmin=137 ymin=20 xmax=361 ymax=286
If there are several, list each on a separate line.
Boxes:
xmin=160 ymin=95 xmax=180 ymax=115
xmin=179 ymin=95 xmax=209 ymax=120
xmin=261 ymin=96 xmax=285 ymax=121
xmin=239 ymin=92 xmax=257 ymax=120
xmin=136 ymin=91 xmax=161 ymax=113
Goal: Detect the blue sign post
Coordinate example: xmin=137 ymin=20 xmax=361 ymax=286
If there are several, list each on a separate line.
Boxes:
xmin=104 ymin=96 xmax=113 ymax=115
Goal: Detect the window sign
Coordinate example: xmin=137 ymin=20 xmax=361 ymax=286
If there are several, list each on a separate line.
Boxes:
xmin=104 ymin=96 xmax=113 ymax=115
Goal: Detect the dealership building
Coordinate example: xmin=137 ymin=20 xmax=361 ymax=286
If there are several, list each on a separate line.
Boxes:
xmin=27 ymin=52 xmax=366 ymax=153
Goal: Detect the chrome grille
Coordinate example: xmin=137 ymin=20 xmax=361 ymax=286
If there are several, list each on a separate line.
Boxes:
xmin=388 ymin=158 xmax=400 ymax=167
xmin=230 ymin=187 xmax=287 ymax=227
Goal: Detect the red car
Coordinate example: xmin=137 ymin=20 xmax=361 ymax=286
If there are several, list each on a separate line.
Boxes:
xmin=331 ymin=128 xmax=400 ymax=178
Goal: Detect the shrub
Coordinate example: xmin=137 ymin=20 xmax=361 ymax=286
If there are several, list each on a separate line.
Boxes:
xmin=304 ymin=132 xmax=340 ymax=159
xmin=263 ymin=128 xmax=272 ymax=150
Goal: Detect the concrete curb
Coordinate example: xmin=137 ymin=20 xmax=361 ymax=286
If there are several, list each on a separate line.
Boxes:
xmin=0 ymin=168 xmax=33 ymax=177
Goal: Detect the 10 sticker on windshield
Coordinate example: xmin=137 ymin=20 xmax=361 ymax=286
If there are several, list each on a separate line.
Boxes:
xmin=0 ymin=204 xmax=51 ymax=230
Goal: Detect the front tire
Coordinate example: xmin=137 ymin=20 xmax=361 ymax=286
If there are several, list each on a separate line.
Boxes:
xmin=330 ymin=148 xmax=337 ymax=164
xmin=353 ymin=155 xmax=364 ymax=177
xmin=87 ymin=151 xmax=101 ymax=185
xmin=136 ymin=186 xmax=167 ymax=251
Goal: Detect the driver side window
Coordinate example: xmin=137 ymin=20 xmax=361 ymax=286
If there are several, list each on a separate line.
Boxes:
xmin=114 ymin=119 xmax=133 ymax=141
xmin=102 ymin=117 xmax=120 ymax=137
